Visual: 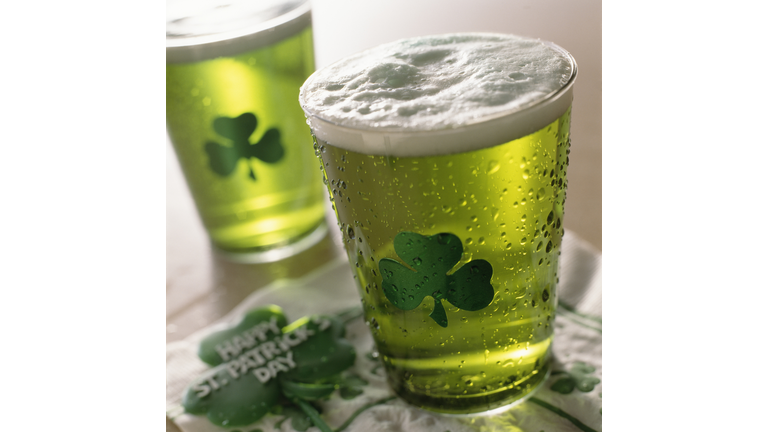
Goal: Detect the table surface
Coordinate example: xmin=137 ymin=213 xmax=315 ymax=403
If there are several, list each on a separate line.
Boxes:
xmin=167 ymin=2 xmax=600 ymax=430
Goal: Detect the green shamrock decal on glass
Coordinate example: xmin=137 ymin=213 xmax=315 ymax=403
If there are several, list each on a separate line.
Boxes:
xmin=204 ymin=112 xmax=284 ymax=181
xmin=182 ymin=306 xmax=356 ymax=431
xmin=378 ymin=232 xmax=494 ymax=328
xmin=550 ymin=361 xmax=601 ymax=394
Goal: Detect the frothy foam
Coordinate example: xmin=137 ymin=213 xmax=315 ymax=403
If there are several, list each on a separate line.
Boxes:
xmin=166 ymin=0 xmax=310 ymax=64
xmin=300 ymin=33 xmax=576 ymax=157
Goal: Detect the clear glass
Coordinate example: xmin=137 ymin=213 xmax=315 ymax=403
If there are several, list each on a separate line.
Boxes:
xmin=166 ymin=1 xmax=327 ymax=260
xmin=300 ymin=34 xmax=576 ymax=414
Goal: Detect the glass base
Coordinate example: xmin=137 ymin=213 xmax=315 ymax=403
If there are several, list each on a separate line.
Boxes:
xmin=391 ymin=366 xmax=550 ymax=416
xmin=212 ymin=222 xmax=328 ymax=264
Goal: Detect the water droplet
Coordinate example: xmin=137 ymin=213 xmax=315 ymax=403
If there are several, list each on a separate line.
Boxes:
xmin=537 ymin=188 xmax=546 ymax=200
xmin=546 ymin=241 xmax=553 ymax=253
xmin=442 ymin=205 xmax=452 ymax=213
xmin=547 ymin=211 xmax=554 ymax=225
xmin=459 ymin=198 xmax=468 ymax=206
xmin=542 ymin=289 xmax=550 ymax=302
xmin=412 ymin=257 xmax=422 ymax=266
xmin=520 ymin=237 xmax=527 ymax=245
xmin=486 ymin=160 xmax=500 ymax=174
xmin=347 ymin=226 xmax=355 ymax=239
xmin=522 ymin=169 xmax=529 ymax=179
xmin=536 ymin=241 xmax=543 ymax=251
xmin=521 ymin=214 xmax=527 ymax=222
xmin=478 ymin=237 xmax=485 ymax=245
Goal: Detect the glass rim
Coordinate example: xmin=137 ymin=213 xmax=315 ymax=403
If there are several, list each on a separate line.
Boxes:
xmin=299 ymin=36 xmax=577 ymax=157
xmin=166 ymin=0 xmax=311 ymax=64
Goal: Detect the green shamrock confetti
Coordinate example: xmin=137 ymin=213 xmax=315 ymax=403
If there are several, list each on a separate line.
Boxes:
xmin=182 ymin=306 xmax=356 ymax=431
xmin=550 ymin=361 xmax=601 ymax=394
xmin=204 ymin=112 xmax=284 ymax=181
xmin=378 ymin=232 xmax=494 ymax=327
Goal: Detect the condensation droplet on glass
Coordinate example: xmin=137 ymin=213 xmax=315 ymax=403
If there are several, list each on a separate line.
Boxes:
xmin=491 ymin=207 xmax=500 ymax=221
xmin=487 ymin=160 xmax=500 ymax=174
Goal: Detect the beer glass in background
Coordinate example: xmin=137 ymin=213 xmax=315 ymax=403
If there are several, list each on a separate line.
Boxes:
xmin=166 ymin=0 xmax=327 ymax=261
xmin=300 ymin=34 xmax=576 ymax=414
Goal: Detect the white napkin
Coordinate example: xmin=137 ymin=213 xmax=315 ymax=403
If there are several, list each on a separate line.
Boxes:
xmin=166 ymin=230 xmax=602 ymax=432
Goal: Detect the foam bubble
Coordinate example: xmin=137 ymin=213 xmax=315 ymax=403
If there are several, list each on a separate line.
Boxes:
xmin=300 ymin=33 xmax=576 ymax=157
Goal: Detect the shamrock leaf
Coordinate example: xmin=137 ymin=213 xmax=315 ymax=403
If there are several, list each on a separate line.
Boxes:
xmin=182 ymin=306 xmax=356 ymax=429
xmin=204 ymin=112 xmax=284 ymax=181
xmin=338 ymin=373 xmax=369 ymax=400
xmin=272 ymin=405 xmax=316 ymax=432
xmin=378 ymin=232 xmax=494 ymax=327
xmin=550 ymin=361 xmax=601 ymax=394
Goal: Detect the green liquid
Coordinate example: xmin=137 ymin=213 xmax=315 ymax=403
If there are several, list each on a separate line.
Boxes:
xmin=166 ymin=27 xmax=326 ymax=252
xmin=316 ymin=109 xmax=571 ymax=413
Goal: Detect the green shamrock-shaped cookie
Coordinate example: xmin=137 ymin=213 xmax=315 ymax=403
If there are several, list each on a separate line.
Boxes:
xmin=182 ymin=306 xmax=356 ymax=429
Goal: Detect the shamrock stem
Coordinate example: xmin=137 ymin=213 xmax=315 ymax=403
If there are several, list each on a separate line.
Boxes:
xmin=429 ymin=298 xmax=448 ymax=327
xmin=528 ymin=397 xmax=598 ymax=432
xmin=291 ymin=397 xmax=333 ymax=432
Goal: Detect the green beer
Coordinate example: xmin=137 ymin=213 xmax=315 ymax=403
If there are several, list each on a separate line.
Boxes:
xmin=300 ymin=34 xmax=576 ymax=413
xmin=166 ymin=0 xmax=326 ymax=256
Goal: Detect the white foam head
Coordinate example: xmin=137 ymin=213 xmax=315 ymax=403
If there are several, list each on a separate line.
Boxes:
xmin=166 ymin=0 xmax=310 ymax=64
xmin=300 ymin=33 xmax=576 ymax=157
